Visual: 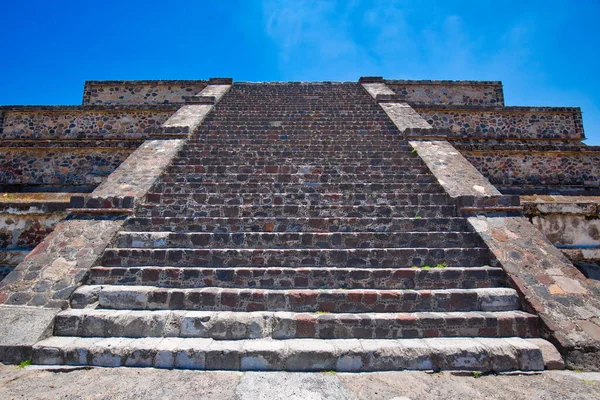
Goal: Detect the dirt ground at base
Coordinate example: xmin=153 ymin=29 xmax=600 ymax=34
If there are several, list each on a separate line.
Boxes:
xmin=1 ymin=364 xmax=599 ymax=400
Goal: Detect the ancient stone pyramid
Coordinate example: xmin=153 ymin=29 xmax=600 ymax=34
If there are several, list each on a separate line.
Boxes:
xmin=0 ymin=77 xmax=598 ymax=371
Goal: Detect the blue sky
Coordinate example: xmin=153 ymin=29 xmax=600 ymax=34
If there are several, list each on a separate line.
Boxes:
xmin=1 ymin=0 xmax=599 ymax=144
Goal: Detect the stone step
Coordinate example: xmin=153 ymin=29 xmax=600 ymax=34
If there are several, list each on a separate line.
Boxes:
xmin=188 ymin=133 xmax=403 ymax=140
xmin=115 ymin=231 xmax=481 ymax=249
xmin=143 ymin=192 xmax=449 ymax=207
xmin=195 ymin=128 xmax=400 ymax=135
xmin=181 ymin=144 xmax=414 ymax=152
xmin=159 ymin=173 xmax=438 ymax=184
xmin=83 ymin=285 xmax=519 ymax=312
xmin=135 ymin=204 xmax=455 ymax=219
xmin=150 ymin=182 xmax=445 ymax=195
xmin=124 ymin=216 xmax=468 ymax=233
xmin=166 ymin=165 xmax=431 ymax=175
xmin=101 ymin=247 xmax=492 ymax=268
xmin=176 ymin=150 xmax=420 ymax=158
xmin=54 ymin=309 xmax=539 ymax=340
xmin=31 ymin=336 xmax=546 ymax=371
xmin=170 ymin=157 xmax=423 ymax=166
xmin=89 ymin=266 xmax=506 ymax=290
xmin=185 ymin=139 xmax=407 ymax=147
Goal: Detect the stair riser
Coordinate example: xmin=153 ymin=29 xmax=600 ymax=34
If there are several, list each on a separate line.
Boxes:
xmin=181 ymin=145 xmax=414 ymax=153
xmin=160 ymin=175 xmax=439 ymax=185
xmin=150 ymin=183 xmax=444 ymax=195
xmin=166 ymin=165 xmax=430 ymax=175
xmin=177 ymin=151 xmax=418 ymax=158
xmin=95 ymin=288 xmax=519 ymax=312
xmin=135 ymin=205 xmax=455 ymax=219
xmin=101 ymin=248 xmax=492 ymax=268
xmin=144 ymin=193 xmax=449 ymax=207
xmin=185 ymin=137 xmax=407 ymax=144
xmin=170 ymin=158 xmax=423 ymax=167
xmin=116 ymin=232 xmax=481 ymax=249
xmin=124 ymin=217 xmax=468 ymax=233
xmin=54 ymin=311 xmax=538 ymax=340
xmin=89 ymin=267 xmax=506 ymax=290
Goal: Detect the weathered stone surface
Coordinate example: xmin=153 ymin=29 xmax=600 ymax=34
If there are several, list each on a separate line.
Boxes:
xmin=83 ymin=80 xmax=208 ymax=105
xmin=409 ymin=140 xmax=519 ymax=214
xmin=0 ymin=305 xmax=59 ymax=363
xmin=416 ymin=106 xmax=584 ymax=140
xmin=0 ymin=218 xmax=124 ymax=308
xmin=31 ymin=336 xmax=546 ymax=372
xmin=379 ymin=103 xmax=433 ymax=132
xmin=90 ymin=140 xmax=184 ymax=199
xmin=386 ymin=80 xmax=504 ymax=105
xmin=468 ymin=216 xmax=600 ymax=370
xmin=1 ymin=109 xmax=173 ymax=140
xmin=156 ymin=84 xmax=231 ymax=137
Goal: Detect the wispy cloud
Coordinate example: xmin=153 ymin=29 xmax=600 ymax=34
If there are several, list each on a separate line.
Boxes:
xmin=262 ymin=0 xmax=377 ymax=79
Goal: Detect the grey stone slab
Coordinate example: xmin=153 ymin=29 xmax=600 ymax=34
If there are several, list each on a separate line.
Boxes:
xmin=91 ymin=139 xmax=185 ymax=199
xmin=362 ymin=83 xmax=395 ymax=98
xmin=0 ymin=305 xmax=60 ymax=363
xmin=380 ymin=103 xmax=432 ymax=132
xmin=409 ymin=140 xmax=501 ymax=199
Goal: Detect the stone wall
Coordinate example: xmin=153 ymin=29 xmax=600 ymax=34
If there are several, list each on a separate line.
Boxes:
xmin=385 ymin=80 xmax=504 ymax=106
xmin=0 ymin=147 xmax=133 ymax=188
xmin=83 ymin=80 xmax=208 ymax=105
xmin=460 ymin=147 xmax=600 ymax=188
xmin=0 ymin=105 xmax=179 ymax=191
xmin=1 ymin=107 xmax=175 ymax=140
xmin=0 ymin=194 xmax=70 ymax=276
xmin=0 ymin=200 xmax=68 ymax=250
xmin=414 ymin=106 xmax=584 ymax=141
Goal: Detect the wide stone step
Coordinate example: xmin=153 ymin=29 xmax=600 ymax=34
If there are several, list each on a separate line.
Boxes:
xmin=115 ymin=231 xmax=481 ymax=249
xmin=31 ymin=336 xmax=545 ymax=371
xmin=135 ymin=204 xmax=455 ymax=218
xmin=54 ymin=309 xmax=539 ymax=340
xmin=170 ymin=156 xmax=423 ymax=166
xmin=89 ymin=266 xmax=506 ymax=290
xmin=102 ymin=247 xmax=491 ymax=268
xmin=181 ymin=144 xmax=414 ymax=152
xmin=159 ymin=173 xmax=438 ymax=184
xmin=188 ymin=133 xmax=404 ymax=141
xmin=150 ymin=182 xmax=445 ymax=195
xmin=124 ymin=216 xmax=467 ymax=233
xmin=143 ymin=192 xmax=449 ymax=207
xmin=166 ymin=164 xmax=430 ymax=175
xmin=177 ymin=150 xmax=419 ymax=158
xmin=85 ymin=286 xmax=519 ymax=312
xmin=195 ymin=129 xmax=401 ymax=136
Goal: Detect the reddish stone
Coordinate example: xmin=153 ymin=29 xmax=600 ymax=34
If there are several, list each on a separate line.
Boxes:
xmin=246 ymin=302 xmax=264 ymax=311
xmin=295 ymin=315 xmax=316 ymax=337
xmin=142 ymin=268 xmax=160 ymax=283
xmin=220 ymin=292 xmax=238 ymax=308
xmin=363 ymin=292 xmax=378 ymax=305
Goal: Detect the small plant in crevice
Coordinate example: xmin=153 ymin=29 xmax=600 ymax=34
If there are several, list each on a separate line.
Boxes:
xmin=435 ymin=262 xmax=448 ymax=269
xmin=17 ymin=360 xmax=32 ymax=368
xmin=472 ymin=371 xmax=483 ymax=378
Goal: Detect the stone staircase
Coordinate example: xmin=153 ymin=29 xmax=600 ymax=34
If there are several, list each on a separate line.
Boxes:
xmin=32 ymin=82 xmax=547 ymax=371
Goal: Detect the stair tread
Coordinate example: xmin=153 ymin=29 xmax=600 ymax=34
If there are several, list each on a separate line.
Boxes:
xmin=31 ymin=336 xmax=546 ymax=371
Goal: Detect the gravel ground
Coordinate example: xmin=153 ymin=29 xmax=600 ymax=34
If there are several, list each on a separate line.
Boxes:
xmin=1 ymin=364 xmax=599 ymax=400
